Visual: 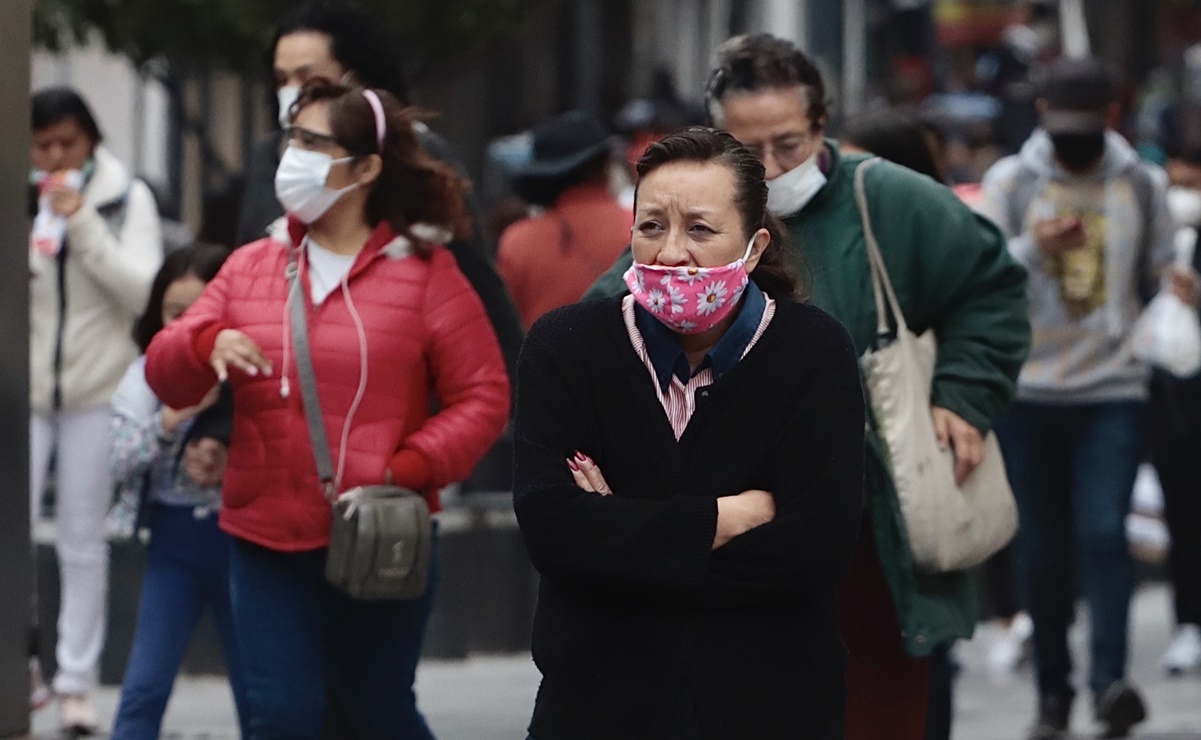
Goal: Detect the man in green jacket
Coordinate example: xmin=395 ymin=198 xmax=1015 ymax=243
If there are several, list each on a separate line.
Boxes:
xmin=586 ymin=34 xmax=1030 ymax=738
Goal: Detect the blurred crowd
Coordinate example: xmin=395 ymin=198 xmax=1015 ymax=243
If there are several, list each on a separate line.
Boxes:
xmin=23 ymin=1 xmax=1201 ymax=739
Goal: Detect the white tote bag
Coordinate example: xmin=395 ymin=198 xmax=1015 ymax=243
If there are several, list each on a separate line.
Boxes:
xmin=854 ymin=159 xmax=1018 ymax=573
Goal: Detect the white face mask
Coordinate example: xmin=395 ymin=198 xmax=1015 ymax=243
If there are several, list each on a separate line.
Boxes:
xmin=274 ymin=146 xmax=358 ymax=224
xmin=277 ymin=86 xmax=301 ymax=128
xmin=1168 ymin=186 xmax=1201 ymax=229
xmin=766 ymin=150 xmax=827 ymax=218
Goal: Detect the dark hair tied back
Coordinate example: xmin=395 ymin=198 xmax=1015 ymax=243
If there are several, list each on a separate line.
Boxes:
xmin=635 ymin=127 xmax=806 ymax=300
xmin=292 ymin=80 xmax=471 ymax=251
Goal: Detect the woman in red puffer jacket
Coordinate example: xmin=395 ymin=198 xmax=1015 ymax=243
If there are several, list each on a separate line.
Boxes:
xmin=145 ymin=80 xmax=509 ymax=739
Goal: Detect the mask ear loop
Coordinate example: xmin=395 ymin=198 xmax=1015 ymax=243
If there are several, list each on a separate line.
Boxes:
xmin=741 ymin=233 xmax=758 ymax=263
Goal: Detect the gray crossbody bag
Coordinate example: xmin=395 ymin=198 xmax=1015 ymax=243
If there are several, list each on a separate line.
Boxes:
xmin=287 ymin=248 xmax=432 ymax=600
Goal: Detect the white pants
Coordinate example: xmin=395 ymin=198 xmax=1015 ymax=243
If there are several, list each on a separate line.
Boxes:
xmin=30 ymin=408 xmax=111 ymax=696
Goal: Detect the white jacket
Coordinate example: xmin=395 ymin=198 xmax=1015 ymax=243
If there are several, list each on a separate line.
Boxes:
xmin=30 ymin=146 xmax=163 ymax=412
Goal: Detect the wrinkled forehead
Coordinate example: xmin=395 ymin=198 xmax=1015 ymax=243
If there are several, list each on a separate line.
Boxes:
xmin=634 ymin=161 xmax=739 ymax=216
xmin=713 ymin=84 xmax=814 ymax=126
xmin=715 ymin=86 xmax=817 ymax=145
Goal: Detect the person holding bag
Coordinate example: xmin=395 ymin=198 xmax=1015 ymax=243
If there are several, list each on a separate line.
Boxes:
xmin=144 ymin=79 xmax=510 ymax=738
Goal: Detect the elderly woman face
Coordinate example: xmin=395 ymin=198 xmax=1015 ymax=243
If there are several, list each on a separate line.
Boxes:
xmin=632 ymin=160 xmax=762 ymax=272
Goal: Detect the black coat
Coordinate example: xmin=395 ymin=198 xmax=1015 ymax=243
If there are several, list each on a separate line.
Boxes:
xmin=513 ymin=297 xmax=866 ymax=739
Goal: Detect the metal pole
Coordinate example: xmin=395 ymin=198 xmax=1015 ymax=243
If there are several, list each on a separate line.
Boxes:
xmin=0 ymin=0 xmax=33 ymax=732
xmin=574 ymin=0 xmax=602 ymax=112
xmin=1060 ymin=0 xmax=1091 ymax=58
xmin=842 ymin=0 xmax=867 ymax=116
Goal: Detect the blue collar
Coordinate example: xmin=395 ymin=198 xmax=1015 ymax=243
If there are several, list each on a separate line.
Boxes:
xmin=635 ymin=280 xmax=766 ymax=394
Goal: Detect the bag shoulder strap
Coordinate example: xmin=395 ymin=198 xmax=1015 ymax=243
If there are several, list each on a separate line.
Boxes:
xmin=853 ymin=158 xmax=911 ymax=338
xmin=287 ymin=246 xmax=337 ymax=502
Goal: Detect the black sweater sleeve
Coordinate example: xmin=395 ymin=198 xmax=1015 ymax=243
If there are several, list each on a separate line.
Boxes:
xmin=513 ymin=322 xmax=718 ymax=597
xmin=707 ymin=311 xmax=866 ymax=594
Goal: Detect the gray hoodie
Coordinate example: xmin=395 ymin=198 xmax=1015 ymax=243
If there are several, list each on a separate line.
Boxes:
xmin=980 ymin=129 xmax=1173 ymax=404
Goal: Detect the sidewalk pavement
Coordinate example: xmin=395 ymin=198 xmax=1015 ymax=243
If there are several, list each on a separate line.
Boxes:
xmin=30 ymin=584 xmax=1201 ymax=739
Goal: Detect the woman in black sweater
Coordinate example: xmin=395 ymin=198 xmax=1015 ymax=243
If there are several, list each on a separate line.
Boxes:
xmin=513 ymin=128 xmax=865 ymax=739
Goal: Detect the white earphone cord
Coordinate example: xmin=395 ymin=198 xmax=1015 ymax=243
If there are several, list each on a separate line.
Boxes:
xmin=337 ymin=274 xmax=369 ymax=489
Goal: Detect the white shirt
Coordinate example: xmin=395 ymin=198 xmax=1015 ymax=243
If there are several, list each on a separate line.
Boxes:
xmin=306 ymin=239 xmax=357 ymax=305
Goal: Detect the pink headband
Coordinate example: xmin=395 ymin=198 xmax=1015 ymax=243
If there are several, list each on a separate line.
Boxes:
xmin=361 ymin=89 xmax=386 ymax=152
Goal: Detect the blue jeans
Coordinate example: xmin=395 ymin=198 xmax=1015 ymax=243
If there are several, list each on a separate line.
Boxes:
xmin=994 ymin=400 xmax=1145 ymax=698
xmin=112 ymin=505 xmax=250 ymax=739
xmin=229 ymin=528 xmax=438 ymax=740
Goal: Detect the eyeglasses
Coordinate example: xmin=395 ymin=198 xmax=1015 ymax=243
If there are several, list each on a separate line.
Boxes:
xmin=281 ymin=126 xmax=344 ymax=155
xmin=742 ymin=133 xmax=819 ymax=170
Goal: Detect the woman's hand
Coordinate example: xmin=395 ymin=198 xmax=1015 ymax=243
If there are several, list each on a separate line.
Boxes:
xmin=210 ymin=329 xmax=272 ymax=381
xmin=46 ymin=183 xmax=84 ymax=218
xmin=567 ymin=451 xmax=612 ymax=495
xmin=713 ymin=489 xmax=776 ymax=549
xmin=161 ymin=384 xmax=220 ymax=434
xmin=182 ymin=438 xmax=228 ymax=487
xmin=931 ymin=406 xmax=984 ymax=486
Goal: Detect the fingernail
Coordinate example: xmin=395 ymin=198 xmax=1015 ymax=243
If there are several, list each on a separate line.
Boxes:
xmin=574 ymin=451 xmax=587 ymax=462
xmin=264 ymin=365 xmax=273 ymax=377
xmin=566 ymin=458 xmax=579 ymax=472
xmin=246 ymin=366 xmax=258 ymax=377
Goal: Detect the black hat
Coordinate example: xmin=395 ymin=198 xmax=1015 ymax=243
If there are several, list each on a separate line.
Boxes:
xmin=511 ymin=110 xmax=612 ymax=180
xmin=1037 ymin=57 xmax=1115 ymax=134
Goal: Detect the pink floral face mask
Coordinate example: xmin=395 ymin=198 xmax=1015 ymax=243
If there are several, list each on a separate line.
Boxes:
xmin=623 ymin=236 xmax=755 ymax=334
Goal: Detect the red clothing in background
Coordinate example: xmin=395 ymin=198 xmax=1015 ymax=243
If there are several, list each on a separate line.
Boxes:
xmin=838 ymin=527 xmax=930 ymax=740
xmin=145 ymin=218 xmax=510 ymax=551
xmin=498 ymin=184 xmax=632 ymax=329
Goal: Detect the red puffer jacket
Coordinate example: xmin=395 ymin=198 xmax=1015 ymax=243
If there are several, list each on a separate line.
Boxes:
xmin=145 ymin=218 xmax=510 ymax=551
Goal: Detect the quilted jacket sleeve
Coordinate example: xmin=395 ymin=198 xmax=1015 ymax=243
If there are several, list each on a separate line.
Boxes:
xmin=144 ymin=248 xmax=241 ymax=409
xmin=400 ymin=249 xmax=510 ymax=488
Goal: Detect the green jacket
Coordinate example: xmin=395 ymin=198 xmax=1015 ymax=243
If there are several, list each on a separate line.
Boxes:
xmin=584 ymin=142 xmax=1031 ymax=656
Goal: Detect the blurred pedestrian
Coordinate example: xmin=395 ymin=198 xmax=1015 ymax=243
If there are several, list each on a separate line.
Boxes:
xmin=145 ymin=81 xmax=510 ymax=738
xmin=497 ymin=110 xmax=632 ymax=329
xmin=1149 ymin=148 xmax=1201 ymax=677
xmin=588 ymin=34 xmax=1030 ymax=740
xmin=514 ymin=127 xmax=864 ymax=739
xmin=236 ymin=0 xmax=523 ymax=391
xmin=28 ymin=86 xmax=163 ymax=734
xmin=841 ymin=108 xmax=957 ymax=740
xmin=980 ymin=57 xmax=1196 ymax=739
xmin=109 ymin=244 xmax=249 ymax=740
xmin=841 ymin=109 xmax=945 ymax=182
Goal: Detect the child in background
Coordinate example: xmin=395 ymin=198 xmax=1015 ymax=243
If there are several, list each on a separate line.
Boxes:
xmin=108 ymin=244 xmax=248 ymax=740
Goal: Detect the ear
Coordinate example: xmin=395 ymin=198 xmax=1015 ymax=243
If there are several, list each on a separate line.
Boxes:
xmin=744 ymin=227 xmax=771 ymax=273
xmin=354 ymin=153 xmax=383 ymax=188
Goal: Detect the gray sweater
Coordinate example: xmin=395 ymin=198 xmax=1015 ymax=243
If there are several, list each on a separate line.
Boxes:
xmin=981 ymin=130 xmax=1174 ymax=404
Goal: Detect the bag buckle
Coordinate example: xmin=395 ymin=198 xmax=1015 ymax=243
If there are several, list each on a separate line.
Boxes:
xmin=322 ymin=480 xmax=338 ymax=505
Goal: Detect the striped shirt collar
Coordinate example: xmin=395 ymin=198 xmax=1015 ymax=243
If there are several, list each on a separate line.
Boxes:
xmin=634 ymin=280 xmax=767 ymax=394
